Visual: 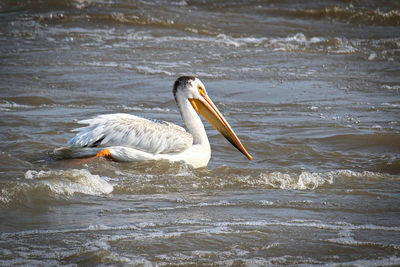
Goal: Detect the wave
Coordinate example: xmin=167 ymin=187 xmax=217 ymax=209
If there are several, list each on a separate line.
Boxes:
xmin=112 ymin=164 xmax=398 ymax=194
xmin=162 ymin=32 xmax=394 ymax=58
xmin=84 ymin=61 xmax=175 ymax=76
xmin=137 ymin=32 xmax=358 ymax=54
xmin=209 ymin=169 xmax=399 ymax=191
xmin=2 ymin=217 xmax=399 ymax=266
xmin=264 ymin=33 xmax=357 ymax=54
xmin=4 ymin=217 xmax=399 ymax=239
xmin=312 ymin=133 xmax=400 ymax=152
xmin=0 ymin=97 xmax=55 ymax=111
xmin=327 ymin=236 xmax=400 ymax=251
xmin=26 ymin=168 xmax=113 ymax=194
xmin=0 ymin=100 xmax=32 ymax=111
xmin=27 ymin=5 xmax=219 ymax=36
xmin=22 ymin=1 xmax=400 ymax=27
xmin=273 ymin=5 xmax=400 ymax=26
xmin=0 ymin=169 xmax=113 ymax=206
xmin=5 ymin=4 xmax=399 ymax=62
xmin=3 ymin=2 xmax=382 ymax=57
xmin=382 ymin=85 xmax=400 ymax=91
xmin=1 ymin=164 xmax=398 ymax=206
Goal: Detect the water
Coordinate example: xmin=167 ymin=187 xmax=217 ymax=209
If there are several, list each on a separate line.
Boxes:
xmin=1 ymin=0 xmax=400 ymax=265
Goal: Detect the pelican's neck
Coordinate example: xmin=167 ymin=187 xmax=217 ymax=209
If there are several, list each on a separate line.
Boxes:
xmin=177 ymin=97 xmax=209 ymax=147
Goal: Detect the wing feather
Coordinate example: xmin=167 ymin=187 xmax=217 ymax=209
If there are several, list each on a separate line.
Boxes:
xmin=68 ymin=113 xmax=193 ymax=154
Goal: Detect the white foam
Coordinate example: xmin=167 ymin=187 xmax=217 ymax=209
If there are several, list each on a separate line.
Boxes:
xmin=24 ymin=170 xmax=35 ymax=179
xmin=259 ymin=200 xmax=274 ymax=206
xmin=0 ymin=100 xmax=31 ymax=111
xmin=24 ymin=169 xmax=113 ymax=196
xmin=257 ymin=171 xmax=334 ymax=190
xmin=382 ymin=85 xmax=400 ymax=91
xmin=329 ymin=169 xmax=395 ymax=180
xmin=3 ymin=218 xmax=398 ymax=241
xmin=327 ymin=234 xmax=400 ymax=251
xmin=120 ymin=31 xmax=357 ymax=55
xmin=368 ymin=52 xmax=377 ymax=60
xmin=382 ymin=102 xmax=400 ymax=108
xmin=284 ymin=32 xmax=307 ymax=42
xmin=210 ymin=218 xmax=400 ymax=234
xmin=135 ymin=65 xmax=173 ymax=76
xmin=2 ymin=219 xmax=398 ymax=267
xmin=372 ymin=125 xmax=383 ymax=130
xmin=86 ymin=61 xmax=119 ymax=68
xmin=114 ymin=168 xmax=397 ymax=193
xmin=265 ymin=33 xmax=357 ymax=54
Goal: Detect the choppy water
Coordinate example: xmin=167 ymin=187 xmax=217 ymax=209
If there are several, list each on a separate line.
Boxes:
xmin=1 ymin=0 xmax=400 ymax=266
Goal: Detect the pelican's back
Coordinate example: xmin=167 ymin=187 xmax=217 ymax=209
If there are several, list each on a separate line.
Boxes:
xmin=68 ymin=113 xmax=193 ymax=154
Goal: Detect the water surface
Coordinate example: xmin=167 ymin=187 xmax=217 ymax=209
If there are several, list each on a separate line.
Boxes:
xmin=1 ymin=0 xmax=400 ymax=265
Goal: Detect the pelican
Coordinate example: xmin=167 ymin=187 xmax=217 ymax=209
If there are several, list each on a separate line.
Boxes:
xmin=55 ymin=76 xmax=252 ymax=168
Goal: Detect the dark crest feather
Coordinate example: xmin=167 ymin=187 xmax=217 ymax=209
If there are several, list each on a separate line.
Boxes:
xmin=173 ymin=76 xmax=196 ymax=97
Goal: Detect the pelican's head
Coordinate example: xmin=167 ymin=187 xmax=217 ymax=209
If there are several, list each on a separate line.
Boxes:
xmin=173 ymin=76 xmax=253 ymax=161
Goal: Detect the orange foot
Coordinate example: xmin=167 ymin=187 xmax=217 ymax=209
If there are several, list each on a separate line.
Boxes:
xmin=62 ymin=149 xmax=112 ymax=167
xmin=96 ymin=148 xmax=111 ymax=158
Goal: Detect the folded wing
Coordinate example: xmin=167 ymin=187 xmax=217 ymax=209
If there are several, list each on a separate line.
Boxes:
xmin=67 ymin=113 xmax=193 ymax=154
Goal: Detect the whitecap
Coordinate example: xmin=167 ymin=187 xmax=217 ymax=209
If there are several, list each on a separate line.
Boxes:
xmin=368 ymin=52 xmax=377 ymax=60
xmin=24 ymin=169 xmax=113 ymax=196
xmin=215 ymin=34 xmax=242 ymax=47
xmin=266 ymin=33 xmax=357 ymax=54
xmin=135 ymin=65 xmax=173 ymax=76
xmin=215 ymin=219 xmax=400 ymax=233
xmin=0 ymin=100 xmax=31 ymax=111
xmin=382 ymin=85 xmax=400 ymax=91
xmin=372 ymin=125 xmax=383 ymax=130
xmin=259 ymin=200 xmax=274 ymax=206
xmin=284 ymin=32 xmax=307 ymax=42
xmin=0 ymin=169 xmax=115 ymax=205
xmin=257 ymin=171 xmax=334 ymax=190
xmin=326 ymin=236 xmax=400 ymax=251
xmin=382 ymin=102 xmax=400 ymax=108
xmin=253 ymin=169 xmax=399 ymax=190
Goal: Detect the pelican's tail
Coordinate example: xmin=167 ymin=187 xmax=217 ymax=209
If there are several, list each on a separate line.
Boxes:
xmin=52 ymin=146 xmax=103 ymax=159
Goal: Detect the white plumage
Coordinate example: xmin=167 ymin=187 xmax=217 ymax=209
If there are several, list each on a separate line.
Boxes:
xmin=55 ymin=76 xmax=252 ymax=168
xmin=68 ymin=113 xmax=193 ymax=154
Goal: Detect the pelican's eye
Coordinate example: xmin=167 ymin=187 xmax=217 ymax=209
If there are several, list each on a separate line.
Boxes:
xmin=198 ymin=85 xmax=206 ymax=97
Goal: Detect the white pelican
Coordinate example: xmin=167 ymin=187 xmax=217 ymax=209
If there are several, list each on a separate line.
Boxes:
xmin=55 ymin=76 xmax=252 ymax=168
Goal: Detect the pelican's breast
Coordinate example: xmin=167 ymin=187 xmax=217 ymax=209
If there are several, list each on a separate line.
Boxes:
xmin=68 ymin=113 xmax=193 ymax=154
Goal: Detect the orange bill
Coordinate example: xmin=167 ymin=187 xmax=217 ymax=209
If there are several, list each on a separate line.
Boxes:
xmin=189 ymin=95 xmax=253 ymax=161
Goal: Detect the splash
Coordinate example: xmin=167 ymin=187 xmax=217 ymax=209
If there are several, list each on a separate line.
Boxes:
xmin=0 ymin=169 xmax=113 ymax=206
xmin=25 ymin=169 xmax=114 ymax=195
